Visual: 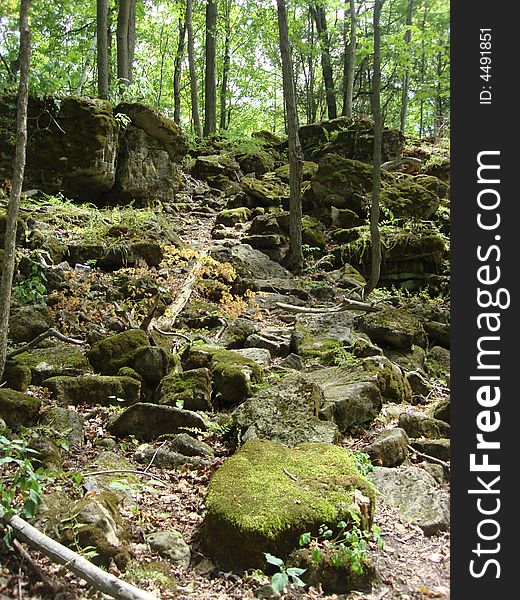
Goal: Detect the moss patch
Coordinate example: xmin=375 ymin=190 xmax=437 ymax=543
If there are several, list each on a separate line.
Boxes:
xmin=0 ymin=389 xmax=42 ymax=428
xmin=205 ymin=439 xmax=375 ymax=571
xmin=87 ymin=329 xmax=150 ymax=374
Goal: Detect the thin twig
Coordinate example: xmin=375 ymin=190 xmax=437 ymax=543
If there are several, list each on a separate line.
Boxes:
xmin=143 ymin=441 xmax=167 ymax=473
xmin=407 ymin=445 xmax=450 ymax=472
xmin=13 ymin=539 xmax=58 ymax=593
xmin=152 ymin=327 xmax=191 ymax=342
xmin=283 ymin=467 xmax=298 ymax=481
xmin=7 ymin=329 xmax=83 ymax=359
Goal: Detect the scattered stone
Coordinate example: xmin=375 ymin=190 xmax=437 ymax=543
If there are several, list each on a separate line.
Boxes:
xmin=291 ymin=312 xmax=354 ymax=360
xmin=398 ymin=412 xmax=450 ymax=439
xmin=218 ymin=318 xmax=260 ymax=349
xmin=0 ymin=389 xmax=42 ymax=428
xmin=364 ymin=428 xmax=409 ymax=467
xmin=127 ymin=346 xmax=175 ymax=386
xmin=231 ymin=348 xmax=272 ymax=368
xmin=146 ymin=530 xmax=191 ymax=568
xmin=245 ymin=333 xmax=289 ymax=357
xmin=279 ymin=353 xmax=303 ymax=370
xmin=410 ymin=439 xmax=450 ymax=462
xmin=233 ymin=372 xmax=339 ymax=447
xmin=431 ymin=398 xmax=450 ymax=424
xmin=357 ymin=307 xmax=426 ymax=349
xmin=134 ymin=444 xmax=209 ymax=469
xmin=108 ymin=403 xmax=207 ymax=441
xmin=14 ymin=343 xmax=92 ymax=385
xmin=2 ymin=363 xmax=31 ymax=391
xmin=204 ymin=439 xmax=375 ymax=570
xmin=87 ymin=329 xmax=150 ymax=375
xmin=40 ymin=407 xmax=85 ymax=448
xmin=167 ymin=433 xmax=214 ymax=458
xmin=8 ymin=305 xmax=55 ymax=343
xmin=406 ymin=370 xmax=432 ymax=399
xmin=369 ymin=466 xmax=450 ymax=535
xmin=426 ymin=346 xmax=450 ymax=381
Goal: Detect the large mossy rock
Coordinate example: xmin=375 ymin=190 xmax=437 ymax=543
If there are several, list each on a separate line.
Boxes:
xmin=204 ymin=439 xmax=375 ymax=570
xmin=357 ymin=307 xmax=427 ymax=349
xmin=241 ymin=176 xmax=289 ymax=207
xmin=235 ymin=148 xmax=275 ymax=176
xmin=192 ymin=154 xmax=240 ymax=181
xmin=107 ymin=124 xmax=183 ymax=203
xmin=155 ymin=368 xmax=212 ymax=411
xmin=14 ymin=343 xmax=92 ymax=385
xmin=87 ymin=329 xmax=150 ymax=375
xmin=8 ymin=305 xmax=55 ymax=344
xmin=44 ymin=375 xmax=141 ymax=406
xmin=232 ymin=373 xmax=339 ymax=446
xmin=291 ymin=312 xmax=355 ymax=361
xmin=0 ymin=388 xmax=42 ymax=428
xmin=0 ymin=96 xmax=119 ymax=201
xmin=309 ymin=154 xmax=440 ymax=220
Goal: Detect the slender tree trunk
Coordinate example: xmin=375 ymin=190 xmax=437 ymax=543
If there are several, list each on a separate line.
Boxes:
xmin=418 ymin=5 xmax=426 ymax=136
xmin=107 ymin=6 xmax=113 ymax=90
xmin=156 ymin=24 xmax=168 ymax=109
xmin=186 ymin=0 xmax=202 ymax=138
xmin=364 ymin=0 xmax=384 ymax=297
xmin=0 ymin=0 xmax=31 ymax=383
xmin=127 ymin=0 xmax=137 ymax=85
xmin=399 ymin=0 xmax=414 ymax=133
xmin=204 ymin=0 xmax=218 ymax=137
xmin=97 ymin=0 xmax=109 ymax=98
xmin=173 ymin=15 xmax=187 ymax=125
xmin=277 ymin=0 xmax=303 ymax=274
xmin=307 ymin=9 xmax=317 ymax=123
xmin=117 ymin=0 xmax=131 ymax=93
xmin=76 ymin=34 xmax=97 ymax=96
xmin=342 ymin=0 xmax=356 ymax=117
xmin=219 ymin=0 xmax=232 ymax=131
xmin=311 ymin=4 xmax=337 ymax=120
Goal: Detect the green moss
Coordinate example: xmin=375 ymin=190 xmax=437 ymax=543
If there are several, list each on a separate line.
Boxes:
xmin=125 ymin=559 xmax=177 ymax=590
xmin=205 ymin=439 xmax=375 ymax=570
xmin=2 ymin=363 xmax=31 ymax=391
xmin=0 ymin=389 xmax=42 ymax=428
xmin=15 ymin=343 xmax=92 ymax=375
xmin=215 ymin=207 xmax=252 ymax=226
xmin=87 ymin=329 xmax=150 ymax=374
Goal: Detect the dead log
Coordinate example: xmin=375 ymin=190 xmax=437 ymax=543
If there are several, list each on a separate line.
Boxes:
xmin=0 ymin=507 xmax=158 ymax=600
xmin=275 ymin=298 xmax=379 ymax=314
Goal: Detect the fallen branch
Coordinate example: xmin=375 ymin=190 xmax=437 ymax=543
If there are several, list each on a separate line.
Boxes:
xmin=13 ymin=538 xmax=58 ymax=594
xmin=7 ymin=328 xmax=83 ymax=359
xmin=407 ymin=444 xmax=450 ymax=472
xmin=0 ymin=507 xmax=158 ymax=600
xmin=275 ymin=298 xmax=379 ymax=314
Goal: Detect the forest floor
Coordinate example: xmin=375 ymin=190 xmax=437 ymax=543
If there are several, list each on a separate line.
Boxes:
xmin=0 ymin=178 xmax=450 ymax=600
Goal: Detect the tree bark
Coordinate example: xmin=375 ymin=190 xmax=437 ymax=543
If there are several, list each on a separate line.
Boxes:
xmin=219 ymin=0 xmax=232 ymax=130
xmin=364 ymin=0 xmax=384 ymax=297
xmin=116 ymin=0 xmax=131 ymax=93
xmin=97 ymin=0 xmax=109 ymax=98
xmin=204 ymin=0 xmax=218 ymax=137
xmin=399 ymin=0 xmax=415 ymax=133
xmin=127 ymin=0 xmax=137 ymax=85
xmin=173 ymin=14 xmax=187 ymax=125
xmin=76 ymin=34 xmax=97 ymax=96
xmin=0 ymin=0 xmax=31 ymax=383
xmin=277 ymin=0 xmax=303 ymax=274
xmin=311 ymin=3 xmax=337 ymax=120
xmin=186 ymin=0 xmax=202 ymax=139
xmin=342 ymin=0 xmax=356 ymax=117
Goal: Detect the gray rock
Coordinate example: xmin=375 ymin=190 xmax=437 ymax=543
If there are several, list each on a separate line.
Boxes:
xmin=40 ymin=407 xmax=85 ymax=448
xmin=369 ymin=466 xmax=450 ymax=535
xmin=364 ymin=428 xmax=409 ymax=467
xmin=218 ymin=318 xmax=259 ymax=349
xmin=384 ymin=346 xmax=426 ymax=372
xmin=305 ymin=368 xmax=382 ymax=432
xmin=8 ymin=305 xmax=55 ymax=343
xmin=108 ymin=403 xmax=207 ymax=440
xmin=357 ymin=307 xmax=426 ymax=349
xmin=410 ymin=439 xmax=450 ymax=462
xmin=146 ymin=530 xmax=191 ymax=568
xmin=291 ymin=312 xmax=355 ymax=359
xmin=128 ymin=345 xmax=173 ymax=386
xmin=168 ymin=433 xmax=214 ymax=457
xmin=134 ymin=444 xmax=210 ymax=469
xmin=231 ymin=348 xmax=272 ymax=368
xmin=406 ymin=370 xmax=431 ymax=399
xmin=398 ymin=411 xmax=450 ymax=439
xmin=279 ymin=353 xmax=303 ymax=370
xmin=245 ymin=333 xmax=289 ymax=357
xmin=44 ymin=375 xmax=141 ymax=406
xmin=431 ymin=398 xmax=450 ymax=424
xmin=233 ymin=373 xmax=339 ymax=447
xmin=426 ymin=346 xmax=450 ymax=381
xmin=0 ymin=389 xmax=42 ymax=428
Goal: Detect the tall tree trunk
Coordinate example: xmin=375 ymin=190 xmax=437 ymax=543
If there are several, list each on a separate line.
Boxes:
xmin=0 ymin=0 xmax=31 ymax=383
xmin=186 ymin=0 xmax=202 ymax=139
xmin=311 ymin=4 xmax=337 ymax=120
xmin=127 ymin=0 xmax=137 ymax=85
xmin=97 ymin=0 xmax=109 ymax=98
xmin=277 ymin=0 xmax=303 ymax=274
xmin=156 ymin=24 xmax=168 ymax=109
xmin=173 ymin=14 xmax=187 ymax=125
xmin=342 ymin=0 xmax=356 ymax=117
xmin=418 ymin=4 xmax=426 ymax=136
xmin=219 ymin=0 xmax=232 ymax=131
xmin=399 ymin=0 xmax=414 ymax=133
xmin=116 ymin=0 xmax=131 ymax=93
xmin=76 ymin=34 xmax=97 ymax=96
xmin=204 ymin=0 xmax=218 ymax=137
xmin=307 ymin=8 xmax=317 ymax=123
xmin=364 ymin=0 xmax=384 ymax=297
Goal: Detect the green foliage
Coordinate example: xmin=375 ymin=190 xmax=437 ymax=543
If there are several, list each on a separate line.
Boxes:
xmin=264 ymin=552 xmax=306 ymax=594
xmin=298 ymin=519 xmax=383 ymax=576
xmin=351 ymin=451 xmax=374 ymax=477
xmin=12 ymin=261 xmax=47 ymax=305
xmin=0 ymin=435 xmax=46 ymax=546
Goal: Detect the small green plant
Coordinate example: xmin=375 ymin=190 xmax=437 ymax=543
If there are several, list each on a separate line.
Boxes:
xmin=12 ymin=261 xmax=47 ymax=305
xmin=351 ymin=450 xmax=374 ymax=476
xmin=0 ymin=436 xmax=45 ymax=546
xmin=298 ymin=519 xmax=383 ymax=576
xmin=264 ymin=553 xmax=306 ymax=595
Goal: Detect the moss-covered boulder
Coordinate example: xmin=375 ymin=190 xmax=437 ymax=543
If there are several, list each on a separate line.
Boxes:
xmin=309 ymin=154 xmax=440 ymax=220
xmin=241 ymin=176 xmax=289 ymax=207
xmin=204 ymin=439 xmax=376 ymax=571
xmin=235 ymin=148 xmax=275 ymax=176
xmin=0 ymin=388 xmax=41 ymax=428
xmin=8 ymin=305 xmax=55 ymax=344
xmin=274 ymin=161 xmax=318 ymax=183
xmin=232 ymin=372 xmax=339 ymax=446
xmin=107 ymin=403 xmax=207 ymax=440
xmin=357 ymin=307 xmax=427 ymax=349
xmin=2 ymin=363 xmax=31 ymax=391
xmin=193 ymin=154 xmax=240 ymax=181
xmin=126 ymin=345 xmax=174 ymax=386
xmin=215 ymin=207 xmax=252 ymax=227
xmin=40 ymin=406 xmax=85 ymax=448
xmin=44 ymin=374 xmax=141 ymax=406
xmin=426 ymin=346 xmax=450 ymax=381
xmin=155 ymin=368 xmax=212 ymax=411
xmin=363 ymin=428 xmax=409 ymax=467
xmin=184 ymin=344 xmax=262 ymax=406
xmin=14 ymin=343 xmax=92 ymax=385
xmin=398 ymin=412 xmax=450 ymax=440
xmin=87 ymin=329 xmax=150 ymax=375
xmin=291 ymin=312 xmax=354 ymax=361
